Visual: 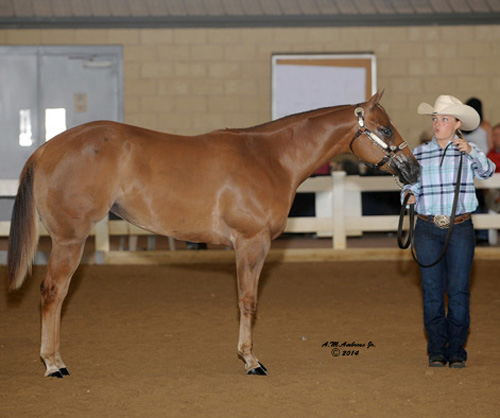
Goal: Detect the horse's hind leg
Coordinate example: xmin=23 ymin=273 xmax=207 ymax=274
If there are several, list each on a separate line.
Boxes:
xmin=40 ymin=241 xmax=85 ymax=378
xmin=234 ymin=233 xmax=271 ymax=376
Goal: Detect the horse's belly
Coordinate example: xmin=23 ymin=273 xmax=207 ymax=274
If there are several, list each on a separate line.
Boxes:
xmin=112 ymin=193 xmax=231 ymax=246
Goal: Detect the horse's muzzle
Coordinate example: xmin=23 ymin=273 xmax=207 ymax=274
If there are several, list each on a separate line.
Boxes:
xmin=389 ymin=154 xmax=420 ymax=185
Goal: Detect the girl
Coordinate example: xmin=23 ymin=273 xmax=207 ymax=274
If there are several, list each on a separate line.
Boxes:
xmin=403 ymin=95 xmax=495 ymax=368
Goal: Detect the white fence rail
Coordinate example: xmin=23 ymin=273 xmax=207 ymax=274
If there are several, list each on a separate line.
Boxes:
xmin=2 ymin=173 xmax=500 ymax=257
xmin=292 ymin=172 xmax=500 ymax=249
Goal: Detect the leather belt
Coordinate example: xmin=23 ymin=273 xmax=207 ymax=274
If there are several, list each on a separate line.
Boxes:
xmin=417 ymin=213 xmax=471 ymax=229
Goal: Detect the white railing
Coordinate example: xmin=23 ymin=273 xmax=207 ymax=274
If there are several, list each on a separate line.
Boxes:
xmin=1 ymin=173 xmax=500 ymax=257
xmin=0 ymin=180 xmax=18 ymax=237
xmin=291 ymin=172 xmax=500 ymax=249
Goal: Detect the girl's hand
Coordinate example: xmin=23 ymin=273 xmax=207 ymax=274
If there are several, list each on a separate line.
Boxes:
xmin=405 ymin=192 xmax=416 ymax=204
xmin=452 ymin=138 xmax=472 ymax=154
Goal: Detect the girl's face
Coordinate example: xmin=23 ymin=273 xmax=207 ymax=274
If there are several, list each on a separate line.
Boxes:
xmin=431 ymin=114 xmax=462 ymax=142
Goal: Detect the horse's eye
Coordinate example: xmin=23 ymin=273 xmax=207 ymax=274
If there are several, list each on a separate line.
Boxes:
xmin=381 ymin=127 xmax=393 ymax=138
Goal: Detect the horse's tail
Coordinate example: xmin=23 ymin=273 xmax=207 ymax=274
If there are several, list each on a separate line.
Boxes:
xmin=7 ymin=156 xmax=38 ymax=291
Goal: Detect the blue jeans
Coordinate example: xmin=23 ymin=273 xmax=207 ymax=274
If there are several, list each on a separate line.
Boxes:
xmin=414 ymin=217 xmax=475 ymax=362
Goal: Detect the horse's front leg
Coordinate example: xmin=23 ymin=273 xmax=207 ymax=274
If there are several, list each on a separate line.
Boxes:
xmin=234 ymin=234 xmax=270 ymax=375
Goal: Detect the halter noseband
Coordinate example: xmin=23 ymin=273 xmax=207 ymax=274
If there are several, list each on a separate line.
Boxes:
xmin=349 ymin=105 xmax=408 ymax=169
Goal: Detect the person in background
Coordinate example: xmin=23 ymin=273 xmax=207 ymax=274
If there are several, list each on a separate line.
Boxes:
xmin=462 ymin=98 xmax=492 ymax=243
xmin=462 ymin=97 xmax=492 ymax=153
xmin=485 ymin=123 xmax=500 ymax=213
xmin=486 ymin=123 xmax=500 ymax=171
xmin=402 ymin=95 xmax=495 ymax=369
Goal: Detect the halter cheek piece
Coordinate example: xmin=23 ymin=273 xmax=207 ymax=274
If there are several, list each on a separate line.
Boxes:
xmin=349 ymin=105 xmax=408 ymax=169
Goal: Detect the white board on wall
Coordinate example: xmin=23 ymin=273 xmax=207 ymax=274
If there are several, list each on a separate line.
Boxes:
xmin=272 ymin=54 xmax=376 ymax=120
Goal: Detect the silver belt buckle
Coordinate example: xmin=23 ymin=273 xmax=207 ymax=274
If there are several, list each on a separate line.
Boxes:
xmin=433 ymin=214 xmax=450 ymax=229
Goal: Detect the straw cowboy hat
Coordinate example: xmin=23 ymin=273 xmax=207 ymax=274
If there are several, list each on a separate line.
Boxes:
xmin=417 ymin=95 xmax=480 ymax=131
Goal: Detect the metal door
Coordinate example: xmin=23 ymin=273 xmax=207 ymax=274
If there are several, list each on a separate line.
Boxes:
xmin=40 ymin=47 xmax=123 ymax=140
xmin=0 ymin=46 xmax=123 ymax=220
xmin=0 ymin=47 xmax=39 ymax=180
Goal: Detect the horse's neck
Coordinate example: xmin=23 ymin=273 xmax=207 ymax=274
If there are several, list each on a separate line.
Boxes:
xmin=273 ymin=107 xmax=355 ymax=186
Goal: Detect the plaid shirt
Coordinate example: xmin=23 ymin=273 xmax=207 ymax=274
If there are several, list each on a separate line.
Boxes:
xmin=402 ymin=137 xmax=496 ymax=216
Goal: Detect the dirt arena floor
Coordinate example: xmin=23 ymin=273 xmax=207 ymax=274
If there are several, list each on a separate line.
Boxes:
xmin=1 ymin=259 xmax=500 ymax=417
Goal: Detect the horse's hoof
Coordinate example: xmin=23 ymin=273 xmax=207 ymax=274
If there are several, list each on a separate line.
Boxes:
xmin=59 ymin=368 xmax=70 ymax=376
xmin=48 ymin=371 xmax=64 ymax=378
xmin=247 ymin=363 xmax=268 ymax=376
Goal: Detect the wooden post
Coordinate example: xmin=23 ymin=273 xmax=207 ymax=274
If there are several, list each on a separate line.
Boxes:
xmin=128 ymin=235 xmax=138 ymax=251
xmin=94 ymin=217 xmax=109 ymax=264
xmin=332 ymin=171 xmax=346 ymax=249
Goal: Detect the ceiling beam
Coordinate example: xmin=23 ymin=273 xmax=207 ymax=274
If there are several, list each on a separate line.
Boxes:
xmin=1 ymin=13 xmax=499 ymax=29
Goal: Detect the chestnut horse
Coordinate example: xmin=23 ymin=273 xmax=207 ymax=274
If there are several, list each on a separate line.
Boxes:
xmin=7 ymin=92 xmax=419 ymax=378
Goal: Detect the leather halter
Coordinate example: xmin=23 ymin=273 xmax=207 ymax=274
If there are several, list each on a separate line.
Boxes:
xmin=349 ymin=105 xmax=408 ymax=169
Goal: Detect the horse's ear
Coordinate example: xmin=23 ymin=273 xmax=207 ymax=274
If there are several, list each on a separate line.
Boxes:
xmin=368 ymin=90 xmax=385 ymax=108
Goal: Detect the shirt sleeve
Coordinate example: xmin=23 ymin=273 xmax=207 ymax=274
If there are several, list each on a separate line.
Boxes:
xmin=467 ymin=143 xmax=496 ymax=180
xmin=401 ymin=177 xmax=421 ymax=204
xmin=400 ymin=145 xmax=421 ymax=204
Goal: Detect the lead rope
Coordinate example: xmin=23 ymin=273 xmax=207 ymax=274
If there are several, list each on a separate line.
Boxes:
xmin=397 ymin=152 xmax=464 ymax=268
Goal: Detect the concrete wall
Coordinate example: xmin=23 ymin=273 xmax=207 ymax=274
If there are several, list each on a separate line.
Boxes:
xmin=1 ymin=25 xmax=500 ymax=147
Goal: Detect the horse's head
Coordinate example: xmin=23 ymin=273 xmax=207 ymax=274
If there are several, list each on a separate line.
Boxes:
xmin=349 ymin=91 xmax=420 ymax=185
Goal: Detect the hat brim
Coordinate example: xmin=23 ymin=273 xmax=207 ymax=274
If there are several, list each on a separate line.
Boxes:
xmin=417 ymin=103 xmax=434 ymax=115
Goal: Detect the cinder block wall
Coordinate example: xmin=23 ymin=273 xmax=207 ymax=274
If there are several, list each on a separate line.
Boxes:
xmin=1 ymin=25 xmax=499 ymax=147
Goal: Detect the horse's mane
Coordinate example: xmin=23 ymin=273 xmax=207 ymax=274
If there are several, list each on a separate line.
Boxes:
xmin=225 ymin=103 xmax=353 ymax=134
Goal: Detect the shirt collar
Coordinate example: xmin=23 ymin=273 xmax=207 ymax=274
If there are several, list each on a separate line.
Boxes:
xmin=430 ymin=135 xmax=458 ymax=149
